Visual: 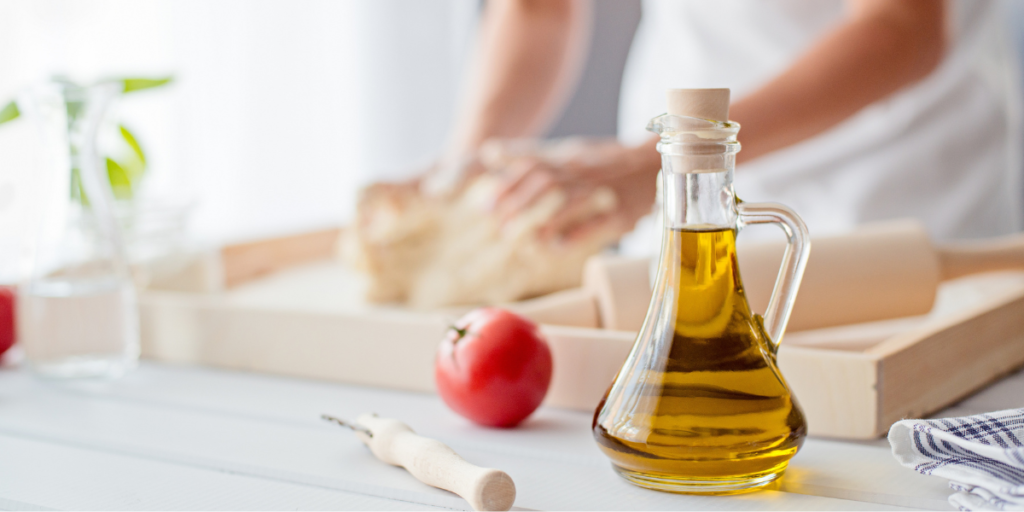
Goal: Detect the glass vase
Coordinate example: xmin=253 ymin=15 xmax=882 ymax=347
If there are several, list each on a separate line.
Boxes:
xmin=17 ymin=81 xmax=140 ymax=379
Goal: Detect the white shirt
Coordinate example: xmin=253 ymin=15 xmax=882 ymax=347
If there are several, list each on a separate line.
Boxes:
xmin=617 ymin=0 xmax=1023 ymax=253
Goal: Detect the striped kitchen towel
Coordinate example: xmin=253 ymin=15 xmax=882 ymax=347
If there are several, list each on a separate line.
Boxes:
xmin=889 ymin=408 xmax=1024 ymax=511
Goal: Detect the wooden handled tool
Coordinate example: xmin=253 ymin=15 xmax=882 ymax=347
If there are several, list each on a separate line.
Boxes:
xmin=322 ymin=414 xmax=516 ymax=511
xmin=584 ymin=219 xmax=1024 ymax=333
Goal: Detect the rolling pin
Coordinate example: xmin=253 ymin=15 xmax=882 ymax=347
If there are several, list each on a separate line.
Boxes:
xmin=584 ymin=218 xmax=1024 ymax=333
xmin=323 ymin=414 xmax=516 ymax=511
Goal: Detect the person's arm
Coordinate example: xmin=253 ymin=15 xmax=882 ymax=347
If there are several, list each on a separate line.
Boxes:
xmin=448 ymin=0 xmax=591 ymax=158
xmin=731 ymin=0 xmax=946 ymax=163
xmin=493 ymin=0 xmax=947 ymax=242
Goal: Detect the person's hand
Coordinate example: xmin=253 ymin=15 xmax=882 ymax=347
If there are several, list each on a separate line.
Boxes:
xmin=356 ymin=151 xmax=488 ymax=207
xmin=486 ymin=137 xmax=659 ymax=244
xmin=418 ymin=154 xmax=488 ymax=197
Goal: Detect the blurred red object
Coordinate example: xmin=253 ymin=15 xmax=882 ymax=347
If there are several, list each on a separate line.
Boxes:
xmin=0 ymin=287 xmax=14 ymax=357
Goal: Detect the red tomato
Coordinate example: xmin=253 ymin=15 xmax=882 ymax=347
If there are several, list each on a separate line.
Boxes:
xmin=435 ymin=308 xmax=553 ymax=428
xmin=0 ymin=287 xmax=14 ymax=358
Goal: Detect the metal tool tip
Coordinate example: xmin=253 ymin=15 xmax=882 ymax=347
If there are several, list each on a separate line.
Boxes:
xmin=321 ymin=414 xmax=373 ymax=437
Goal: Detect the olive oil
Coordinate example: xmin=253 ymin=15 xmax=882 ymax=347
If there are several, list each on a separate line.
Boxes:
xmin=593 ymin=228 xmax=806 ymax=494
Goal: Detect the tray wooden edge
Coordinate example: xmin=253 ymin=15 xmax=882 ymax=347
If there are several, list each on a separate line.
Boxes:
xmin=777 ymin=346 xmax=879 ymax=439
xmin=140 ymin=291 xmax=638 ymax=408
xmin=873 ymin=290 xmax=1024 ymax=434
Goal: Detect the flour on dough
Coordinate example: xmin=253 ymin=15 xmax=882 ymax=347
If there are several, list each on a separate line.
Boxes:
xmin=340 ymin=140 xmax=626 ymax=308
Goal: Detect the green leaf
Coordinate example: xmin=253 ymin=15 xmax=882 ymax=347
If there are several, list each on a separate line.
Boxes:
xmin=70 ymin=168 xmax=89 ymax=205
xmin=116 ymin=125 xmax=147 ymax=185
xmin=0 ymin=101 xmax=19 ymax=124
xmin=121 ymin=77 xmax=172 ymax=93
xmin=119 ymin=125 xmax=146 ymax=166
xmin=106 ymin=158 xmax=133 ymax=200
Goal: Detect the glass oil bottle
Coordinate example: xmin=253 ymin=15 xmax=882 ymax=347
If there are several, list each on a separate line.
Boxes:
xmin=593 ymin=91 xmax=812 ymax=494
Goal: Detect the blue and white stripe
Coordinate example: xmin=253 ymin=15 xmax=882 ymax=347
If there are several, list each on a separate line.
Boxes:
xmin=890 ymin=408 xmax=1024 ymax=511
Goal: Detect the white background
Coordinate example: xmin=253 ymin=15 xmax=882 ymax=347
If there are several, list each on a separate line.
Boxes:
xmin=0 ymin=0 xmax=477 ymax=272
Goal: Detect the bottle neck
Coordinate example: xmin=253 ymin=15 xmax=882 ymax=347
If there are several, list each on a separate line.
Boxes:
xmin=661 ymin=169 xmax=737 ymax=230
xmin=650 ymin=114 xmax=740 ymax=231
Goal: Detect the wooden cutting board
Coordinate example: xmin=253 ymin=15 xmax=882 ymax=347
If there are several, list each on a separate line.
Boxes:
xmin=139 ymin=230 xmax=1024 ymax=439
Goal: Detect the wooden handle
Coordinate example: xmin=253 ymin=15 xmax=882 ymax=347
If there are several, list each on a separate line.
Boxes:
xmin=936 ymin=233 xmax=1024 ymax=280
xmin=355 ymin=414 xmax=515 ymax=511
xmin=221 ymin=228 xmax=341 ymax=288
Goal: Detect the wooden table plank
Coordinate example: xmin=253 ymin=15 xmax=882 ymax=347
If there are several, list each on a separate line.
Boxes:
xmin=0 ymin=362 xmax=958 ymax=510
xmin=0 ymin=434 xmax=445 ymax=511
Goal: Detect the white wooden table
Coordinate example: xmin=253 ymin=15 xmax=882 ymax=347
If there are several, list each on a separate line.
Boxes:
xmin=1 ymin=358 xmax=1021 ymax=511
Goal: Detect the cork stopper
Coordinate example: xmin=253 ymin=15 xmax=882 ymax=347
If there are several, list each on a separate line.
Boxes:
xmin=666 ymin=88 xmax=730 ymax=122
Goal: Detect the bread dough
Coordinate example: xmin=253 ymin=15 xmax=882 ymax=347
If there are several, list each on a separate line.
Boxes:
xmin=340 ymin=141 xmax=625 ymax=309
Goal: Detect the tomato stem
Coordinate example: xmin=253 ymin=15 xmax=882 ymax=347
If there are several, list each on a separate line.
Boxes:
xmin=450 ymin=325 xmax=470 ymax=344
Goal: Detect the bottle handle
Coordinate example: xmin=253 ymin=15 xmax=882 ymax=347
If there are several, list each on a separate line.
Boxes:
xmin=737 ymin=202 xmax=811 ymax=348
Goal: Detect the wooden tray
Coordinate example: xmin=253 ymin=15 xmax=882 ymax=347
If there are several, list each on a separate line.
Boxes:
xmin=139 ymin=230 xmax=1024 ymax=439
